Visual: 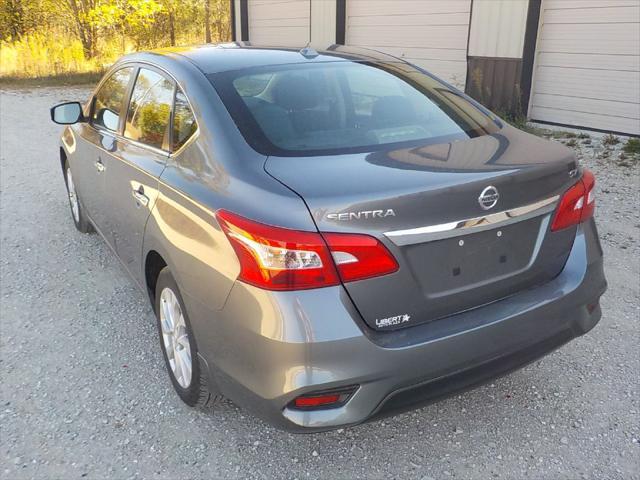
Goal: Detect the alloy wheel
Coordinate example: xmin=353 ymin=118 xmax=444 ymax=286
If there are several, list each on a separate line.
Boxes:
xmin=66 ymin=168 xmax=80 ymax=223
xmin=159 ymin=287 xmax=192 ymax=388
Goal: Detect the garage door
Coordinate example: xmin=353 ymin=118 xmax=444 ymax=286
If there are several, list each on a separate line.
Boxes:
xmin=247 ymin=0 xmax=310 ymax=46
xmin=345 ymin=0 xmax=472 ymax=89
xmin=530 ymin=0 xmax=640 ymax=135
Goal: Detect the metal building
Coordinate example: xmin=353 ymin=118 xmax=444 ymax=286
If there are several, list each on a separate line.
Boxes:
xmin=231 ymin=0 xmax=640 ymax=136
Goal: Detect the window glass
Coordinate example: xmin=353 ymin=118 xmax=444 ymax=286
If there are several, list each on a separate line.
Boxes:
xmin=172 ymin=90 xmax=197 ymax=151
xmin=124 ymin=68 xmax=174 ymax=150
xmin=210 ymin=62 xmax=500 ymax=156
xmin=345 ymin=67 xmax=403 ymax=116
xmin=91 ymin=67 xmax=134 ymax=132
xmin=234 ymin=73 xmax=274 ymax=97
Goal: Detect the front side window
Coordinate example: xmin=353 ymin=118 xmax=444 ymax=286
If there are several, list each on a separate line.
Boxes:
xmin=210 ymin=62 xmax=500 ymax=156
xmin=172 ymin=89 xmax=197 ymax=151
xmin=91 ymin=67 xmax=134 ymax=132
xmin=124 ymin=68 xmax=174 ymax=150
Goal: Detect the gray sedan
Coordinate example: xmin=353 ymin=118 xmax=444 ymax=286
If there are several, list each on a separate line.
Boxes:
xmin=50 ymin=43 xmax=606 ymax=432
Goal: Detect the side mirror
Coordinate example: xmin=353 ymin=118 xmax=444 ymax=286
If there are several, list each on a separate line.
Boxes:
xmin=50 ymin=102 xmax=84 ymax=125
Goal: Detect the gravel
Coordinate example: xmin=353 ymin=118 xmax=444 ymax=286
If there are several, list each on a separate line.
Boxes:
xmin=1 ymin=87 xmax=639 ymax=479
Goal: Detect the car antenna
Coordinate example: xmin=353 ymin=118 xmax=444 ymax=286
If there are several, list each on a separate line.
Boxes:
xmin=299 ymin=44 xmax=319 ymax=59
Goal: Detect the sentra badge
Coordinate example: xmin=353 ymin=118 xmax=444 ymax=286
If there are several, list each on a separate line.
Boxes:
xmin=327 ymin=209 xmax=396 ymax=221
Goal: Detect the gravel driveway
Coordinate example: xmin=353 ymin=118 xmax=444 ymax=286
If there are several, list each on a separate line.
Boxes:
xmin=1 ymin=87 xmax=638 ymax=480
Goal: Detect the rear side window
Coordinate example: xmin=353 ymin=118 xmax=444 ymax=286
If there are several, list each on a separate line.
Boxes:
xmin=210 ymin=62 xmax=500 ymax=156
xmin=91 ymin=67 xmax=134 ymax=132
xmin=124 ymin=68 xmax=174 ymax=150
xmin=172 ymin=89 xmax=197 ymax=151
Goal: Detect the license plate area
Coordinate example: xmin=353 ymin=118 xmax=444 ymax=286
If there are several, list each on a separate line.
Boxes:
xmin=406 ymin=216 xmax=543 ymax=296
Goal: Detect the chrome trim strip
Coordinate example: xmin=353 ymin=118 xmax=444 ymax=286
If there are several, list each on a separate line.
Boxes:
xmin=384 ymin=195 xmax=560 ymax=246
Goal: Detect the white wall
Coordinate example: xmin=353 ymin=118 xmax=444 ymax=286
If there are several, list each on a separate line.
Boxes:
xmin=345 ymin=0 xmax=472 ymax=89
xmin=468 ymin=0 xmax=529 ymax=58
xmin=310 ymin=0 xmax=336 ymax=47
xmin=529 ymin=0 xmax=640 ymax=134
xmin=233 ymin=0 xmax=242 ymax=40
xmin=247 ymin=0 xmax=311 ymax=46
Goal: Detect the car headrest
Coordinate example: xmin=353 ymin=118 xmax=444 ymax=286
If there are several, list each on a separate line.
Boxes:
xmin=273 ymin=74 xmax=320 ymax=111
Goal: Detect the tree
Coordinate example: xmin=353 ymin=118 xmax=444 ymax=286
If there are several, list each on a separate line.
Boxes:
xmin=214 ymin=0 xmax=230 ymax=42
xmin=87 ymin=0 xmax=164 ymax=53
xmin=158 ymin=0 xmax=177 ymax=46
xmin=63 ymin=0 xmax=98 ymax=58
xmin=204 ymin=0 xmax=211 ymax=43
xmin=1 ymin=0 xmax=64 ymax=41
xmin=0 ymin=0 xmax=25 ymax=39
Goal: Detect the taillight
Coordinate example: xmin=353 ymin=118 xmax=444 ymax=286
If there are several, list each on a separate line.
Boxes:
xmin=551 ymin=169 xmax=596 ymax=232
xmin=323 ymin=233 xmax=398 ymax=282
xmin=216 ymin=210 xmax=340 ymax=290
xmin=580 ymin=169 xmax=595 ymax=221
xmin=216 ymin=210 xmax=398 ymax=291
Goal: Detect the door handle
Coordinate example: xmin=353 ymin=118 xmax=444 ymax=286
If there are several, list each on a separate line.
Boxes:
xmin=132 ymin=185 xmax=149 ymax=207
xmin=94 ymin=158 xmax=105 ymax=173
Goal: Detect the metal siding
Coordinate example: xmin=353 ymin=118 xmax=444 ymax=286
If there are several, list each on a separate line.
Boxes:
xmin=233 ymin=0 xmax=241 ymax=41
xmin=467 ymin=57 xmax=524 ymax=114
xmin=345 ymin=0 xmax=471 ymax=89
xmin=468 ymin=0 xmax=529 ymax=58
xmin=247 ymin=0 xmax=310 ymax=46
xmin=310 ymin=0 xmax=336 ymax=47
xmin=530 ymin=0 xmax=640 ymax=134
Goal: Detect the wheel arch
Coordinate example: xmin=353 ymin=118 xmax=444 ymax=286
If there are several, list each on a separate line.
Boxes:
xmin=144 ymin=249 xmax=167 ymax=305
xmin=59 ymin=146 xmax=67 ymax=177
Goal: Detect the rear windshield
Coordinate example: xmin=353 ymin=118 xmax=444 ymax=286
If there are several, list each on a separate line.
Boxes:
xmin=209 ymin=61 xmax=501 ymax=156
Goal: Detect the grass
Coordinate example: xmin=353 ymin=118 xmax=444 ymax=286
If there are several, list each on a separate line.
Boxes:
xmin=0 ymin=71 xmax=104 ymax=88
xmin=1 ymin=32 xmax=114 ymax=88
xmin=500 ymin=113 xmax=548 ymax=136
xmin=623 ymin=138 xmax=640 ymax=156
xmin=603 ymin=134 xmax=620 ymax=146
xmin=0 ymin=33 xmax=112 ymax=79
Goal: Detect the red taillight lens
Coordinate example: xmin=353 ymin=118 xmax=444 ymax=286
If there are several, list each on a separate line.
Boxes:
xmin=580 ymin=169 xmax=595 ymax=222
xmin=551 ymin=180 xmax=585 ymax=231
xmin=551 ymin=169 xmax=596 ymax=232
xmin=216 ymin=210 xmax=340 ymax=290
xmin=216 ymin=210 xmax=398 ymax=291
xmin=322 ymin=233 xmax=399 ymax=282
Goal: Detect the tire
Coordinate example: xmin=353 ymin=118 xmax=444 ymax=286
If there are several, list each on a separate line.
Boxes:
xmin=154 ymin=267 xmax=220 ymax=408
xmin=63 ymin=160 xmax=93 ymax=233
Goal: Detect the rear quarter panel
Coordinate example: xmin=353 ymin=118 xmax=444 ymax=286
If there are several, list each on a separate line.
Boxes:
xmin=137 ymin=51 xmax=318 ymax=333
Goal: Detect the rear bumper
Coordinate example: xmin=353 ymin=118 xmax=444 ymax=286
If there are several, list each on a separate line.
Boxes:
xmin=190 ymin=219 xmax=606 ymax=432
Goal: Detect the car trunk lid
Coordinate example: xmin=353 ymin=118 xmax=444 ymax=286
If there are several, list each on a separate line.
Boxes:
xmin=265 ymin=127 xmax=579 ymax=330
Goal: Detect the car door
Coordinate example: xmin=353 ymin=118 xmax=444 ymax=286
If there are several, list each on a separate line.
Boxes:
xmin=76 ymin=66 xmax=135 ymax=240
xmin=103 ymin=66 xmax=173 ymax=286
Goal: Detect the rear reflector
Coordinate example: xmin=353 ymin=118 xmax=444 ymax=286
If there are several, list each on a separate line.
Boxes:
xmin=294 ymin=394 xmax=340 ymax=408
xmin=216 ymin=210 xmax=398 ymax=291
xmin=551 ymin=169 xmax=596 ymax=232
xmin=290 ymin=386 xmax=358 ymax=410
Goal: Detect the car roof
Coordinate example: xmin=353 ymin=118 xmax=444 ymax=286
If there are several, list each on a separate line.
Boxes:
xmin=128 ymin=42 xmax=407 ymax=75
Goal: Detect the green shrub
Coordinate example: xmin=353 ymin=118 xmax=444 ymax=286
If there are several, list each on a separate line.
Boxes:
xmin=603 ymin=134 xmax=620 ymax=146
xmin=623 ymin=138 xmax=640 ymax=155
